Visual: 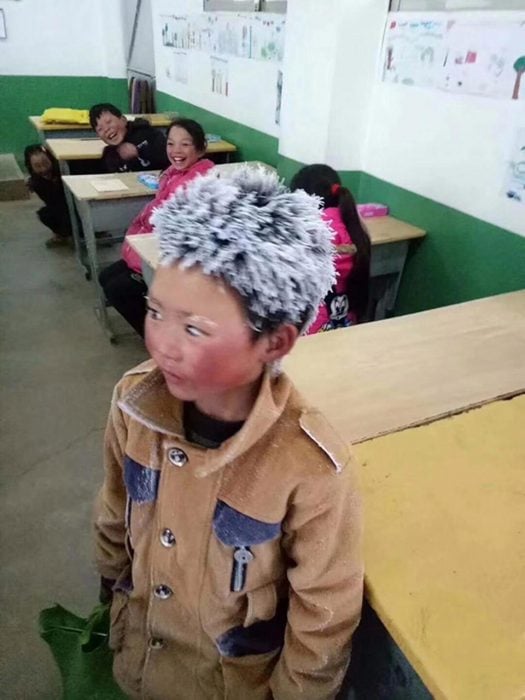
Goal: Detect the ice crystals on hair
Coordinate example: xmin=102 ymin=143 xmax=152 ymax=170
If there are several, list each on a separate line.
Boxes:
xmin=151 ymin=166 xmax=336 ymax=330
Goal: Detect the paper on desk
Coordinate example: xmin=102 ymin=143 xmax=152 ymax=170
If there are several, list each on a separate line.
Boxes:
xmin=90 ymin=179 xmax=129 ymax=192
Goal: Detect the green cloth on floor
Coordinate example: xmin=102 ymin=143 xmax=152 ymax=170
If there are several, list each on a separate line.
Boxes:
xmin=39 ymin=603 xmax=127 ymax=700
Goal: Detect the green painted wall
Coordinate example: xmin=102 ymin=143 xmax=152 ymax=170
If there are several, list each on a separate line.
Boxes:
xmin=359 ymin=173 xmax=525 ymax=315
xmin=278 ymin=156 xmax=524 ymax=315
xmin=276 ymin=153 xmax=362 ymax=192
xmin=156 ymin=91 xmax=279 ymax=166
xmin=0 ymin=76 xmax=128 ymax=166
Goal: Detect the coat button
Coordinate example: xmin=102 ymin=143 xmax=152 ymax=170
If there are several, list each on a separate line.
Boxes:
xmin=168 ymin=448 xmax=188 ymax=467
xmin=153 ymin=584 xmax=173 ymax=600
xmin=160 ymin=528 xmax=176 ymax=548
xmin=149 ymin=637 xmax=164 ymax=650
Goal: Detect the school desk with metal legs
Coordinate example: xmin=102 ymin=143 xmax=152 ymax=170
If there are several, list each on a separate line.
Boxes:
xmin=129 ymin=214 xmax=426 ymax=321
xmin=48 ymin=138 xmax=239 ymax=276
xmin=61 ymin=172 xmax=160 ymax=341
xmin=45 ymin=137 xmax=237 ymax=164
xmin=29 ymin=113 xmax=174 ymax=141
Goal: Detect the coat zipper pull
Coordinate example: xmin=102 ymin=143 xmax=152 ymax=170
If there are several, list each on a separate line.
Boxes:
xmin=231 ymin=545 xmax=254 ymax=592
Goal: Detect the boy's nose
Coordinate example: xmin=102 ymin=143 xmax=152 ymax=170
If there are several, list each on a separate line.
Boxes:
xmin=156 ymin=329 xmax=184 ymax=362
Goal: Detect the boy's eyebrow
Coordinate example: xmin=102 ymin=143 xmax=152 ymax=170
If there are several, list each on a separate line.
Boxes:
xmin=145 ymin=294 xmax=163 ymax=308
xmin=146 ymin=296 xmax=217 ymax=327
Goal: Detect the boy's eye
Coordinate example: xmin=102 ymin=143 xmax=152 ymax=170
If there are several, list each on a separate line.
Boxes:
xmin=146 ymin=305 xmax=162 ymax=321
xmin=185 ymin=324 xmax=206 ymax=338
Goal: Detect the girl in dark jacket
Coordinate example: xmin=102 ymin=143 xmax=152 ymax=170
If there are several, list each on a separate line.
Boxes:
xmin=24 ymin=145 xmax=71 ymax=248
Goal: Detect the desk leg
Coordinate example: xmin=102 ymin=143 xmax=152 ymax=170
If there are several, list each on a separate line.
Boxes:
xmin=60 ymin=160 xmax=88 ymax=276
xmin=369 ymin=241 xmax=409 ymax=321
xmin=76 ymin=201 xmax=115 ymax=342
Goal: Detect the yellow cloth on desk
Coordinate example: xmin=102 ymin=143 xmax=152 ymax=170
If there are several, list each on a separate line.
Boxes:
xmin=41 ymin=108 xmax=90 ymax=125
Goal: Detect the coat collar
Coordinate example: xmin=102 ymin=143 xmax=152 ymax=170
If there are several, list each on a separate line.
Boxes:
xmin=118 ymin=364 xmax=293 ymax=478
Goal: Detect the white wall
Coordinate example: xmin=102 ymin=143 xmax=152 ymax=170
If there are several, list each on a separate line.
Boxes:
xmin=278 ymin=0 xmax=339 ymax=163
xmin=151 ymin=0 xmax=283 ymax=137
xmin=362 ymin=9 xmax=525 ymax=236
xmin=125 ymin=0 xmax=157 ymax=78
xmin=0 ymin=0 xmax=126 ymax=78
xmin=280 ymin=0 xmax=525 ymax=236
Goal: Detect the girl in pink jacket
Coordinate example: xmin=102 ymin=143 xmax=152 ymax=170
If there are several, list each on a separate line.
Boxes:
xmin=291 ymin=164 xmax=371 ymax=333
xmin=99 ymin=118 xmax=215 ymax=337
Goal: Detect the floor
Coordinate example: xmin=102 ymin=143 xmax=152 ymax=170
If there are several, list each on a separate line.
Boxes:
xmin=0 ymin=196 xmax=146 ymax=699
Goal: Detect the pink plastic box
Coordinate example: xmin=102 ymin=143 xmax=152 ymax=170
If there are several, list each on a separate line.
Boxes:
xmin=357 ymin=203 xmax=389 ymax=218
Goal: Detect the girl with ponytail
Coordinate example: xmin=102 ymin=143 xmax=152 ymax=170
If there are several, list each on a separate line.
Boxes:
xmin=290 ymin=164 xmax=371 ymax=333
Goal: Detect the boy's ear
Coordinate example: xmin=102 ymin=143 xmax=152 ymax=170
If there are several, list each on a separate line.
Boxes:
xmin=261 ymin=324 xmax=300 ymax=363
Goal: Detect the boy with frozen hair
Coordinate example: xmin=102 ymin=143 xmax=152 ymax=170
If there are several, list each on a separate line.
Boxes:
xmin=94 ymin=168 xmax=363 ymax=700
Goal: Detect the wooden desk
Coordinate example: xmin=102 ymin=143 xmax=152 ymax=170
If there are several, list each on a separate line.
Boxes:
xmin=46 ymin=137 xmax=237 ymax=167
xmin=365 ymin=216 xmax=425 ymax=319
xmin=355 ymin=394 xmax=525 ymax=699
xmin=49 ymin=138 xmax=238 ymax=287
xmin=30 ymin=113 xmax=173 ymax=140
xmin=129 ymin=214 xmax=425 ymax=320
xmin=62 ymin=172 xmax=161 ymax=340
xmin=283 ymin=290 xmax=525 ymax=443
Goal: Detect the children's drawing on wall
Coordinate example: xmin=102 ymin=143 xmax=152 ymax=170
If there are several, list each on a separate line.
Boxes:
xmin=382 ymin=14 xmax=525 ymax=100
xmin=382 ymin=18 xmax=446 ymax=88
xmin=504 ymin=128 xmax=525 ymax=206
xmin=173 ymin=51 xmax=189 ymax=85
xmin=251 ymin=15 xmax=285 ymax=62
xmin=211 ymin=56 xmax=229 ymax=97
xmin=514 ymin=55 xmax=525 ymax=100
xmin=440 ymin=20 xmax=525 ymax=99
xmin=275 ymin=69 xmax=283 ymax=125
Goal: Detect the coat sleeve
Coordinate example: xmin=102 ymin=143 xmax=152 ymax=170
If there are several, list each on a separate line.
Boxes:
xmin=270 ymin=458 xmax=364 ymax=700
xmin=143 ymin=127 xmax=170 ymax=171
xmin=93 ymin=384 xmax=130 ymax=582
xmin=101 ymin=146 xmax=123 ymax=174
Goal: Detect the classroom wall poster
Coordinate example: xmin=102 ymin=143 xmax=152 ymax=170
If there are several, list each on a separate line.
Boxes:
xmin=160 ymin=12 xmax=285 ymax=63
xmin=172 ymin=51 xmax=189 ymax=84
xmin=275 ymin=69 xmax=283 ymax=125
xmin=504 ymin=128 xmax=525 ymax=206
xmin=0 ymin=9 xmax=6 ymax=40
xmin=211 ymin=56 xmax=229 ymax=96
xmin=382 ymin=14 xmax=525 ymax=100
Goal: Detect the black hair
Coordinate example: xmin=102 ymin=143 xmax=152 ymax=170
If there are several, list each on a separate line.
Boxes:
xmin=167 ymin=118 xmax=207 ymax=153
xmin=24 ymin=144 xmax=60 ymax=178
xmin=89 ymin=103 xmax=123 ymax=129
xmin=290 ymin=164 xmax=371 ymax=322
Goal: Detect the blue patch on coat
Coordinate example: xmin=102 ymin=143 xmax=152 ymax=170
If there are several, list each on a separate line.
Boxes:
xmin=216 ymin=599 xmax=288 ymax=657
xmin=124 ymin=455 xmax=160 ymax=504
xmin=213 ymin=501 xmax=281 ymax=547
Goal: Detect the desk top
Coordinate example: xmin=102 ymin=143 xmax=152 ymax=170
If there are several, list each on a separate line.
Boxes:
xmin=62 ymin=171 xmax=161 ymax=201
xmin=128 ymin=213 xmax=425 ymax=271
xmin=356 ymin=394 xmax=525 ymax=699
xmin=46 ymin=137 xmax=237 ymax=161
xmin=284 ymin=290 xmax=525 ymax=443
xmin=365 ymin=215 xmax=425 ymax=245
xmin=65 ymin=161 xmax=276 ymax=202
xmin=30 ymin=113 xmax=173 ymax=131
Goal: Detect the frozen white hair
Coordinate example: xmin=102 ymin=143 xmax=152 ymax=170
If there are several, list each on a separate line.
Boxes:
xmin=150 ymin=166 xmax=336 ymax=332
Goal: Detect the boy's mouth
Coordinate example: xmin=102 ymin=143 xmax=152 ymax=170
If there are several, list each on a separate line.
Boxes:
xmin=163 ymin=368 xmax=184 ymax=383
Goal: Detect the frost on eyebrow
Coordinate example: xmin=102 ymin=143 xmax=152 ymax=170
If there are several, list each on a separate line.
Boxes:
xmin=186 ymin=314 xmax=219 ymax=330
